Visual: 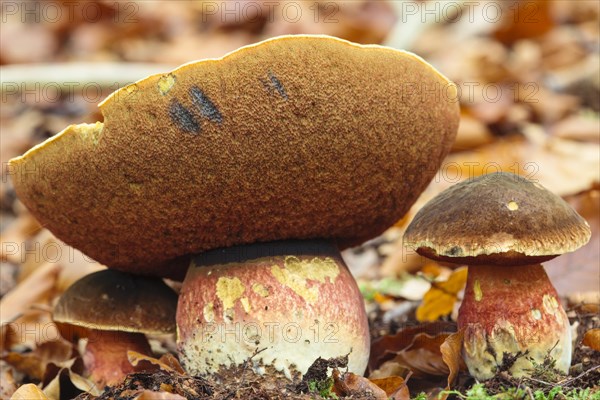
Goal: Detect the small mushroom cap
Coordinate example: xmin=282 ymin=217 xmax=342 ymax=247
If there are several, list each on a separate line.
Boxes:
xmin=10 ymin=35 xmax=459 ymax=277
xmin=404 ymin=172 xmax=591 ymax=265
xmin=53 ymin=269 xmax=177 ymax=334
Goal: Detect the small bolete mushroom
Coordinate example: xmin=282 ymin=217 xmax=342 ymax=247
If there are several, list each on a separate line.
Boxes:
xmin=404 ymin=172 xmax=591 ymax=380
xmin=53 ymin=269 xmax=178 ymax=386
xmin=11 ymin=35 xmax=460 ymax=377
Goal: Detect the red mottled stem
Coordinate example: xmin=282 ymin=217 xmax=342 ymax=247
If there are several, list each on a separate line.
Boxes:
xmin=177 ymin=240 xmax=370 ymax=379
xmin=458 ymin=264 xmax=571 ymax=380
xmin=84 ymin=330 xmax=152 ymax=387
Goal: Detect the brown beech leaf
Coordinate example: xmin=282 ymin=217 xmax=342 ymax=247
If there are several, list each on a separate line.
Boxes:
xmin=0 ymin=261 xmax=62 ymax=324
xmin=332 ymin=369 xmax=388 ymax=400
xmin=582 ymin=329 xmax=600 ymax=351
xmin=493 ymin=0 xmax=554 ymax=45
xmin=0 ymin=212 xmax=42 ymax=265
xmin=546 ymin=190 xmax=600 ymax=295
xmin=416 ymin=267 xmax=468 ymax=322
xmin=2 ymin=339 xmax=74 ymax=380
xmin=128 ymin=351 xmax=185 ymax=374
xmin=441 ymin=136 xmax=599 ymax=198
xmin=19 ymin=229 xmax=104 ymax=293
xmin=42 ymin=366 xmax=101 ymax=399
xmin=157 ymin=354 xmax=186 ymax=374
xmin=369 ymin=376 xmax=410 ymax=400
xmin=369 ymin=321 xmax=456 ymax=372
xmin=10 ymin=383 xmax=50 ymax=400
xmin=440 ymin=330 xmax=466 ymax=389
xmin=390 ymin=333 xmax=450 ymax=378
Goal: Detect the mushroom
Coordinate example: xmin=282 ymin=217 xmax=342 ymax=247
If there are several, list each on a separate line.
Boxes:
xmin=178 ymin=240 xmax=369 ymax=378
xmin=10 ymin=35 xmax=460 ymax=377
xmin=53 ymin=269 xmax=178 ymax=386
xmin=404 ymin=172 xmax=591 ymax=380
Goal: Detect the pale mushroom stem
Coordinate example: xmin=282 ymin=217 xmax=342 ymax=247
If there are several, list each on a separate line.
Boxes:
xmin=458 ymin=264 xmax=572 ymax=380
xmin=84 ymin=330 xmax=152 ymax=387
xmin=176 ymin=240 xmax=370 ymax=379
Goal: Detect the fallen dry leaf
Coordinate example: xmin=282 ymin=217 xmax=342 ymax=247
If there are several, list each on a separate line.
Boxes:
xmin=452 ymin=113 xmax=494 ymax=152
xmin=546 ymin=190 xmax=600 ymax=295
xmin=332 ymin=369 xmax=387 ymax=400
xmin=19 ymin=229 xmax=104 ymax=292
xmin=416 ymin=267 xmax=468 ymax=322
xmin=369 ymin=321 xmax=456 ymax=372
xmin=440 ymin=330 xmax=466 ymax=389
xmin=42 ymin=365 xmax=101 ymax=400
xmin=582 ymin=329 xmax=600 ymax=351
xmin=2 ymin=339 xmax=74 ymax=380
xmin=128 ymin=351 xmax=185 ymax=374
xmin=0 ymin=261 xmax=62 ymax=324
xmin=0 ymin=212 xmax=42 ymax=265
xmin=552 ymin=113 xmax=600 ymax=143
xmin=440 ymin=135 xmax=599 ymax=197
xmin=10 ymin=383 xmax=50 ymax=400
xmin=493 ymin=0 xmax=554 ymax=45
xmin=389 ymin=333 xmax=450 ymax=378
xmin=369 ymin=376 xmax=410 ymax=400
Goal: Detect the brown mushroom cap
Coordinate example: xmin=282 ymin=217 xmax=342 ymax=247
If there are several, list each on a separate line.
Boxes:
xmin=404 ymin=172 xmax=591 ymax=265
xmin=53 ymin=269 xmax=177 ymax=334
xmin=10 ymin=35 xmax=459 ymax=277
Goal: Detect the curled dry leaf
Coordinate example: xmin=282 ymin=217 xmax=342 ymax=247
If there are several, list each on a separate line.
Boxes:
xmin=369 ymin=376 xmax=410 ymax=400
xmin=128 ymin=351 xmax=185 ymax=374
xmin=369 ymin=321 xmax=456 ymax=372
xmin=388 ymin=333 xmax=449 ymax=378
xmin=10 ymin=383 xmax=49 ymax=400
xmin=582 ymin=329 xmax=600 ymax=351
xmin=332 ymin=369 xmax=388 ymax=400
xmin=42 ymin=365 xmax=101 ymax=400
xmin=440 ymin=330 xmax=466 ymax=389
xmin=416 ymin=267 xmax=468 ymax=322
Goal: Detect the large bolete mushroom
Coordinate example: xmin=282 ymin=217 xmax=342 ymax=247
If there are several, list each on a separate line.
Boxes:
xmin=53 ymin=269 xmax=178 ymax=386
xmin=10 ymin=35 xmax=459 ymax=377
xmin=404 ymin=172 xmax=591 ymax=380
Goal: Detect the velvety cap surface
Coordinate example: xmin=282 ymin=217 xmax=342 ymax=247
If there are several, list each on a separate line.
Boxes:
xmin=404 ymin=172 xmax=591 ymax=265
xmin=53 ymin=269 xmax=177 ymax=333
xmin=11 ymin=35 xmax=459 ymax=277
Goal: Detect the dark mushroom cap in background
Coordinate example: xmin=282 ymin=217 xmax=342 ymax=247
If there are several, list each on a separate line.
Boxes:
xmin=404 ymin=172 xmax=591 ymax=265
xmin=10 ymin=35 xmax=459 ymax=278
xmin=53 ymin=269 xmax=177 ymax=334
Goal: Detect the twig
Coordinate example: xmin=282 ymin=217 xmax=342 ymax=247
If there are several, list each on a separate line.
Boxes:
xmin=557 ymin=364 xmax=600 ymax=387
xmin=1 ymin=62 xmax=176 ymax=91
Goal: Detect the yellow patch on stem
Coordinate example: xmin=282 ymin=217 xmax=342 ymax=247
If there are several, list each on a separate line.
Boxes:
xmin=252 ymin=283 xmax=269 ymax=297
xmin=474 ymin=280 xmax=483 ymax=302
xmin=270 ymin=256 xmax=339 ymax=305
xmin=216 ymin=277 xmax=246 ymax=310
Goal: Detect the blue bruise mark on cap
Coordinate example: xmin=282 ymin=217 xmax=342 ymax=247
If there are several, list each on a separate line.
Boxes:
xmin=190 ymin=86 xmax=223 ymax=124
xmin=260 ymin=71 xmax=288 ymax=100
xmin=268 ymin=72 xmax=287 ymax=100
xmin=169 ymin=99 xmax=200 ymax=134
